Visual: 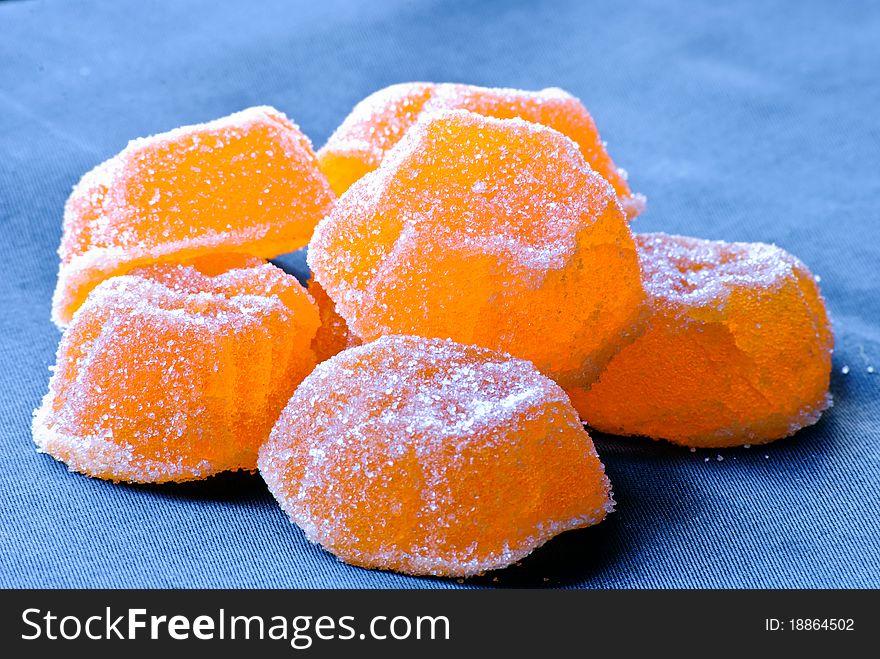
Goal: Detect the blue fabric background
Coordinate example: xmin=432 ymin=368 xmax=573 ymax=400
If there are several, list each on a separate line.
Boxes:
xmin=1 ymin=0 xmax=878 ymax=588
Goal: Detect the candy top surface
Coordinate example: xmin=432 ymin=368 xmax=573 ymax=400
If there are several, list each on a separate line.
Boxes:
xmin=327 ymin=83 xmax=578 ymax=155
xmin=59 ymin=105 xmax=332 ymax=264
xmin=314 ymin=109 xmax=618 ymax=282
xmin=322 ymin=82 xmax=434 ymax=165
xmin=82 ymin=255 xmax=313 ymax=328
xmin=285 ymin=334 xmax=576 ymax=442
xmin=637 ymin=232 xmax=812 ymax=309
xmin=123 ymin=106 xmax=300 ymax=155
xmin=320 ymin=82 xmax=635 ymax=207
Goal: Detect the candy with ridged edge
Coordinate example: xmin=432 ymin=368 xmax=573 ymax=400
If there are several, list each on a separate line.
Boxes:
xmin=34 ymin=254 xmax=320 ymax=482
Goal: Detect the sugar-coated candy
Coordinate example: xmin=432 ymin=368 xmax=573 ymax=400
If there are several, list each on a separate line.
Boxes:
xmin=258 ymin=335 xmax=613 ymax=577
xmin=34 ymin=255 xmax=320 ymax=483
xmin=307 ymin=277 xmax=361 ymax=363
xmin=52 ymin=106 xmax=334 ymax=326
xmin=318 ymin=82 xmax=644 ymax=218
xmin=309 ymin=110 xmax=645 ymax=389
xmin=568 ymin=233 xmax=833 ymax=447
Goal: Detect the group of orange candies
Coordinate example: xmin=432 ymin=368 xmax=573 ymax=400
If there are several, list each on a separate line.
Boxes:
xmin=34 ymin=83 xmax=832 ymax=577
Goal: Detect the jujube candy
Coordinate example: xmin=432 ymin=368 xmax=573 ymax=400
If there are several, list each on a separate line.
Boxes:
xmin=568 ymin=233 xmax=833 ymax=447
xmin=52 ymin=106 xmax=334 ymax=326
xmin=258 ymin=335 xmax=613 ymax=577
xmin=309 ymin=109 xmax=645 ymax=390
xmin=34 ymin=255 xmax=320 ymax=482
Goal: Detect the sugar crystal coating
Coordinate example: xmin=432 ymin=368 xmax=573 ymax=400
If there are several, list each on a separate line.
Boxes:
xmin=318 ymin=82 xmax=644 ymax=218
xmin=52 ymin=106 xmax=335 ymax=326
xmin=568 ymin=233 xmax=834 ymax=447
xmin=34 ymin=255 xmax=320 ymax=482
xmin=258 ymin=335 xmax=613 ymax=577
xmin=309 ymin=110 xmax=646 ymax=389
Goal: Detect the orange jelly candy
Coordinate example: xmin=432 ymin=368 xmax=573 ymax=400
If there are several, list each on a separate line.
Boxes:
xmin=307 ymin=277 xmax=361 ymax=363
xmin=309 ymin=110 xmax=645 ymax=389
xmin=33 ymin=255 xmax=320 ymax=483
xmin=569 ymin=233 xmax=833 ymax=447
xmin=52 ymin=106 xmax=334 ymax=326
xmin=317 ymin=82 xmax=644 ymax=218
xmin=258 ymin=335 xmax=613 ymax=577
